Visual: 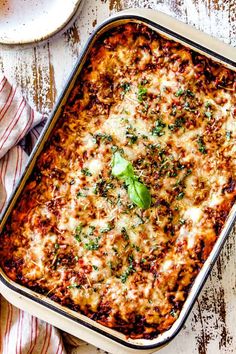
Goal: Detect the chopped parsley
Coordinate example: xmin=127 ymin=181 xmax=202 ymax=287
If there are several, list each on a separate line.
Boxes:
xmin=171 ymin=105 xmax=177 ymax=116
xmin=176 ymin=191 xmax=185 ymax=200
xmin=132 ymin=244 xmax=140 ymax=252
xmin=137 ymin=86 xmax=147 ymax=102
xmin=92 ymin=265 xmax=99 ymax=271
xmin=183 ymin=102 xmax=196 ymax=112
xmin=101 ymin=224 xmax=113 ymax=233
xmin=81 ymin=168 xmax=92 ymax=176
xmin=170 ymin=309 xmax=177 ymax=317
xmin=74 ymin=235 xmax=81 ymax=242
xmin=175 ymin=88 xmax=184 ymax=97
xmin=77 ymin=191 xmax=87 ymax=198
xmin=175 ymin=88 xmax=194 ymax=98
xmin=74 ymin=224 xmax=83 ymax=242
xmin=93 ymin=133 xmax=113 ymax=143
xmin=152 ymin=119 xmax=166 ymax=136
xmin=121 ymin=227 xmax=129 ymax=241
xmin=88 ymin=226 xmax=95 ymax=236
xmin=226 ymin=130 xmax=231 ymax=141
xmin=197 ymin=136 xmax=207 ymax=154
xmin=168 ymin=117 xmax=186 ymax=131
xmin=120 ymin=264 xmax=134 ymax=283
xmin=126 ymin=126 xmax=138 ymax=144
xmin=121 ymin=82 xmax=131 ymax=96
xmin=67 ymin=284 xmax=81 ymax=289
xmin=205 ymin=101 xmax=211 ymax=108
xmin=84 ymin=237 xmax=100 ymax=251
xmin=205 ymin=111 xmax=212 ymax=119
xmin=185 ymin=89 xmax=195 ymax=97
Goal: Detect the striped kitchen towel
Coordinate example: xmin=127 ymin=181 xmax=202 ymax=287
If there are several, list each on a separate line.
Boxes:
xmin=0 ymin=75 xmax=67 ymax=354
xmin=0 ymin=75 xmax=96 ymax=354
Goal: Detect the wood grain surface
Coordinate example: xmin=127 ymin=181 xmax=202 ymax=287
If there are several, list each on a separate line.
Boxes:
xmin=0 ymin=1 xmax=235 ymax=353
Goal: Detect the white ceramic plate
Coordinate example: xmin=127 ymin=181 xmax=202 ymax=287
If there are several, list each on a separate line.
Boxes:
xmin=0 ymin=0 xmax=83 ymax=45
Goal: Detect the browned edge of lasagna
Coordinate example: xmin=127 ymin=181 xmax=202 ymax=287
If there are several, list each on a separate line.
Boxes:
xmin=0 ymin=23 xmax=235 ymax=340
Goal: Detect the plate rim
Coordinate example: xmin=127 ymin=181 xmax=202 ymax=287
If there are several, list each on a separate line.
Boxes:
xmin=0 ymin=0 xmax=84 ymax=45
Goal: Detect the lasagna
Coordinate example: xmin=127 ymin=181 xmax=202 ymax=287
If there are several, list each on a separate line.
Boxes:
xmin=1 ymin=23 xmax=235 ymax=339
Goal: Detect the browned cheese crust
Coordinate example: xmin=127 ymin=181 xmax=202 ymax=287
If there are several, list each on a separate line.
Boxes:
xmin=1 ymin=23 xmax=235 ymax=339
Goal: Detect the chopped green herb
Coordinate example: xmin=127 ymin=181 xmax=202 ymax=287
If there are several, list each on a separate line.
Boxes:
xmin=185 ymin=169 xmax=192 ymax=176
xmin=186 ymin=89 xmax=195 ymax=97
xmin=184 ymin=101 xmax=196 ymax=112
xmin=120 ymin=264 xmax=134 ymax=283
xmin=152 ymin=119 xmax=166 ymax=136
xmin=101 ymin=224 xmax=113 ymax=233
xmin=197 ymin=136 xmax=207 ymax=154
xmin=81 ymin=168 xmax=92 ymax=176
xmin=75 ymin=224 xmax=83 ymax=234
xmin=92 ymin=265 xmax=99 ymax=271
xmin=74 ymin=235 xmax=81 ymax=242
xmin=205 ymin=101 xmax=211 ymax=108
xmin=205 ymin=111 xmax=212 ymax=119
xmin=176 ymin=192 xmax=185 ymax=200
xmin=67 ymin=284 xmax=81 ymax=289
xmin=175 ymin=88 xmax=184 ymax=97
xmin=121 ymin=82 xmax=131 ymax=95
xmin=93 ymin=133 xmax=113 ymax=143
xmin=135 ymin=212 xmax=145 ymax=225
xmin=132 ymin=244 xmax=140 ymax=252
xmin=54 ymin=243 xmax=59 ymax=249
xmin=128 ymin=254 xmax=134 ymax=263
xmin=141 ymin=79 xmax=148 ymax=85
xmin=127 ymin=133 xmax=138 ymax=144
xmin=88 ymin=226 xmax=95 ymax=236
xmin=126 ymin=126 xmax=138 ymax=144
xmin=74 ymin=224 xmax=82 ymax=242
xmin=226 ymin=130 xmax=231 ymax=141
xmin=148 ymin=299 xmax=153 ymax=304
xmin=121 ymin=227 xmax=129 ymax=241
xmin=69 ymin=179 xmax=75 ymax=185
xmin=77 ymin=191 xmax=87 ymax=198
xmin=74 ymin=256 xmax=79 ymax=261
xmin=108 ymin=261 xmax=113 ymax=270
xmin=179 ymin=219 xmax=186 ymax=225
xmin=168 ymin=117 xmax=186 ymax=131
xmin=177 ymin=162 xmax=185 ymax=170
xmin=137 ymin=86 xmax=147 ymax=102
xmin=84 ymin=238 xmax=100 ymax=251
xmin=170 ymin=309 xmax=177 ymax=317
xmin=141 ymin=258 xmax=146 ymax=263
xmin=171 ymin=105 xmax=177 ymax=116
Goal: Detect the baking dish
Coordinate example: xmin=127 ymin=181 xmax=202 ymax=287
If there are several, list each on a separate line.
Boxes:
xmin=0 ymin=8 xmax=235 ymax=354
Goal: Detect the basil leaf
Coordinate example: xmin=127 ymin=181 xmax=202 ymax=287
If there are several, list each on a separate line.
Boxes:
xmin=111 ymin=152 xmax=151 ymax=209
xmin=128 ymin=179 xmax=151 ymax=209
xmin=112 ymin=152 xmax=134 ymax=179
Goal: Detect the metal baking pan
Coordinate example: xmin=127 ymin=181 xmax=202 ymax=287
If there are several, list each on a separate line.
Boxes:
xmin=0 ymin=8 xmax=235 ymax=354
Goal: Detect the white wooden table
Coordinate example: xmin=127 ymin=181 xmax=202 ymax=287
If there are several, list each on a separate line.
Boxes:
xmin=0 ymin=1 xmax=235 ymax=353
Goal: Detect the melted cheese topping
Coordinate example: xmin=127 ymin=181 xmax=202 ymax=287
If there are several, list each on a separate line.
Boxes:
xmin=1 ymin=23 xmax=235 ymax=340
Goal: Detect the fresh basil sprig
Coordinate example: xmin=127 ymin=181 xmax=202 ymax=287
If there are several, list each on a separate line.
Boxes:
xmin=111 ymin=152 xmax=151 ymax=209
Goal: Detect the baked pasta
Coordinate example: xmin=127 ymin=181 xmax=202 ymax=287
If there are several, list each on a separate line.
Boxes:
xmin=1 ymin=23 xmax=235 ymax=339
